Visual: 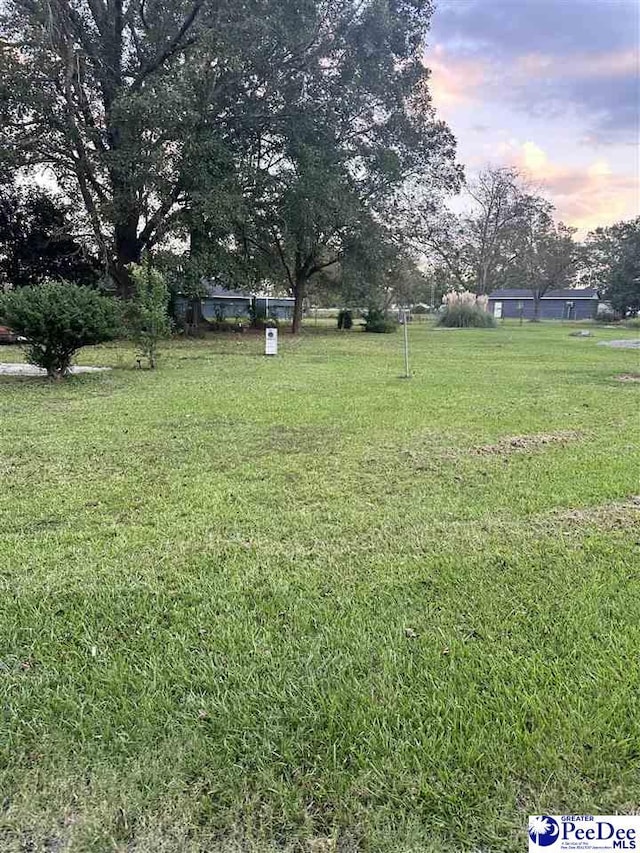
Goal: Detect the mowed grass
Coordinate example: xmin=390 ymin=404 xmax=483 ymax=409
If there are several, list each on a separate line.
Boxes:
xmin=0 ymin=322 xmax=639 ymax=852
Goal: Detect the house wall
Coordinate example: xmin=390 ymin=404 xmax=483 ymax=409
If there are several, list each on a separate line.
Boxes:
xmin=201 ymin=298 xmax=251 ymax=320
xmin=488 ymin=299 xmax=597 ymax=320
xmin=175 ymin=294 xmax=294 ymax=323
xmin=254 ymin=298 xmax=295 ymax=320
xmin=578 ymin=300 xmax=599 ymax=319
xmin=174 ymin=296 xmax=188 ymax=318
xmin=173 ymin=296 xmax=251 ymax=322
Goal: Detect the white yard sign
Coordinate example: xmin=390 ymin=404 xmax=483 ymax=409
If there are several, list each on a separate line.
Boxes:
xmin=265 ymin=327 xmax=278 ymax=356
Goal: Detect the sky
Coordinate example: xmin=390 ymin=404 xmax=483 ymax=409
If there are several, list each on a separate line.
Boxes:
xmin=426 ymin=0 xmax=639 ymax=236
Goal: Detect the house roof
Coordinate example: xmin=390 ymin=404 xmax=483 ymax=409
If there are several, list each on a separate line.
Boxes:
xmin=254 ymin=294 xmax=295 ymax=303
xmin=488 ymin=288 xmax=598 ymax=300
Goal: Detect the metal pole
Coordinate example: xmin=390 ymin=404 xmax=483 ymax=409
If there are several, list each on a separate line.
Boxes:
xmin=403 ymin=309 xmax=410 ymax=379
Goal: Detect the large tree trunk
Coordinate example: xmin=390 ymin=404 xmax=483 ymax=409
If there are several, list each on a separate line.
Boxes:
xmin=112 ymin=222 xmax=141 ymax=298
xmin=292 ymin=278 xmax=306 ymax=335
xmin=532 ymin=293 xmax=541 ymax=321
xmin=186 ymin=296 xmax=205 ymax=336
xmin=108 ymin=112 xmax=142 ymax=298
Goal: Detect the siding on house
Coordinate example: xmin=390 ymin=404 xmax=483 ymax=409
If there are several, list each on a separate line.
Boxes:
xmin=201 ymin=284 xmax=253 ymax=320
xmin=254 ymin=296 xmax=295 ymax=321
xmin=174 ymin=286 xmax=295 ymax=323
xmin=487 ymin=288 xmax=599 ymax=320
xmin=202 ymin=296 xmax=252 ymax=320
xmin=174 ymin=293 xmax=252 ymax=321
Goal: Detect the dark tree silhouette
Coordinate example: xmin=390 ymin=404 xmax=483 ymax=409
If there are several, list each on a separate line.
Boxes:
xmin=0 ymin=184 xmax=99 ymax=288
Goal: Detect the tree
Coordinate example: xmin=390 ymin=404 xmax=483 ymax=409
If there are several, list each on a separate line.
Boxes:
xmin=412 ymin=167 xmax=534 ymax=294
xmin=0 ymin=281 xmax=121 ymax=378
xmin=128 ymin=261 xmax=171 ymax=368
xmin=0 ymin=0 xmax=322 ymax=296
xmin=1 ymin=0 xmax=206 ymax=293
xmin=465 ymin=168 xmax=532 ymax=295
xmin=420 ymin=264 xmax=461 ymax=311
xmin=0 ymin=182 xmax=99 ymax=289
xmin=224 ymin=0 xmax=460 ymax=333
xmin=586 ymin=218 xmax=640 ymax=316
xmin=508 ymin=205 xmax=579 ymax=320
xmin=409 ymin=205 xmax=474 ymax=291
xmin=2 ymin=0 xmax=460 ymax=317
xmin=337 ymin=231 xmax=427 ymax=314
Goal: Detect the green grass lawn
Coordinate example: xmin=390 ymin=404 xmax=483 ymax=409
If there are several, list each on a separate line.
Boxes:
xmin=1 ymin=322 xmax=639 ymax=852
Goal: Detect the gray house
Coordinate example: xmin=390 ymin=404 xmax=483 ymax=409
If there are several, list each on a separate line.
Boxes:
xmin=202 ymin=284 xmax=253 ymax=321
xmin=487 ymin=288 xmax=599 ymax=320
xmin=174 ymin=283 xmax=252 ymax=324
xmin=174 ymin=282 xmax=295 ymax=325
xmin=253 ymin=295 xmax=295 ymax=321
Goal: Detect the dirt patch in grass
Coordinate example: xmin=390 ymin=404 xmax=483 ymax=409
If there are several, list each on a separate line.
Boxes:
xmin=550 ymin=496 xmax=640 ymax=530
xmin=471 ymin=430 xmax=583 ymax=456
xmin=400 ymin=430 xmax=584 ymax=472
xmin=261 ymin=424 xmax=339 ymax=455
xmin=615 ymin=374 xmax=640 ymax=383
xmin=598 ymin=339 xmax=640 ymax=349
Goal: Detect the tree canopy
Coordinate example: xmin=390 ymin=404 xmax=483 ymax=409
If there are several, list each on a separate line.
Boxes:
xmin=184 ymin=0 xmax=461 ymax=330
xmin=4 ymin=2 xmax=628 ymax=329
xmin=586 ymin=217 xmax=640 ymax=317
xmin=0 ymin=0 xmax=333 ymax=294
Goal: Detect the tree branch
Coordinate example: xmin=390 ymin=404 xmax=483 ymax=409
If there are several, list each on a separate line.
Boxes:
xmin=271 ymin=229 xmax=294 ymax=289
xmin=137 ymin=181 xmax=184 ymax=247
xmin=309 ymin=255 xmax=340 ymax=276
xmin=130 ymin=1 xmax=204 ymax=92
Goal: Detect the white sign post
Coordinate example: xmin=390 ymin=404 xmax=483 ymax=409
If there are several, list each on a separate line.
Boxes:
xmin=265 ymin=327 xmax=278 ymax=356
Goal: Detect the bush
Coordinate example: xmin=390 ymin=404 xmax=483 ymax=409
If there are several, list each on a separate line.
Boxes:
xmin=442 ymin=290 xmax=489 ymax=310
xmin=437 ymin=304 xmax=496 ymax=328
xmin=206 ymin=319 xmax=246 ymax=334
xmin=207 ymin=319 xmax=235 ymax=333
xmin=0 ymin=280 xmax=121 ymax=379
xmin=250 ymin=316 xmax=279 ymax=331
xmin=337 ymin=309 xmax=353 ymax=330
xmin=127 ymin=262 xmax=171 ymax=368
xmin=247 ymin=303 xmax=281 ymax=330
xmin=363 ymin=307 xmax=398 ymax=333
xmin=624 ymin=317 xmax=640 ymax=329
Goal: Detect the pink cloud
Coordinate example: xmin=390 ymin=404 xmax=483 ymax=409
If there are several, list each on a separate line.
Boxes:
xmin=427 ymin=44 xmax=639 ymax=119
xmin=423 ymin=40 xmax=638 ymax=234
xmin=426 ymin=45 xmax=487 ymax=113
xmin=501 ymin=141 xmax=639 ymax=234
xmin=517 ymin=49 xmax=639 ymax=80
